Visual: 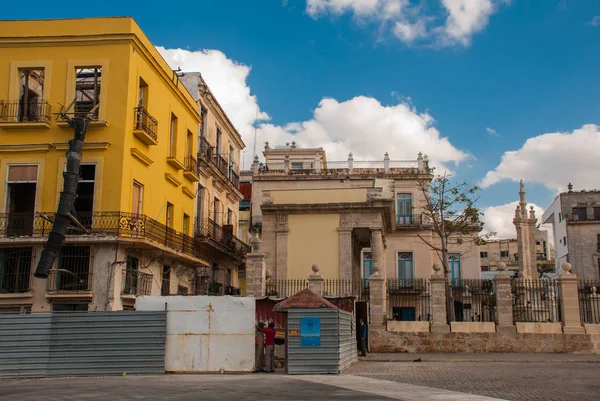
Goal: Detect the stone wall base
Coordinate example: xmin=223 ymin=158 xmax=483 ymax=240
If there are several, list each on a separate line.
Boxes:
xmin=371 ymin=327 xmax=598 ymax=354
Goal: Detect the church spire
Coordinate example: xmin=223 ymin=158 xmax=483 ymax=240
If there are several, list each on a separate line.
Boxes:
xmin=519 ymin=179 xmax=527 ymax=218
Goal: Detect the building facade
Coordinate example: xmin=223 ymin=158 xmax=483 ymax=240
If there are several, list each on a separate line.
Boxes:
xmin=0 ymin=17 xmax=211 ymax=312
xmin=247 ymin=145 xmax=481 ymax=285
xmin=542 ymin=185 xmax=600 ymax=279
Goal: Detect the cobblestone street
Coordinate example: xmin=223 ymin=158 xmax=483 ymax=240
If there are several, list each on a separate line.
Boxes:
xmin=345 ymin=361 xmax=600 ymax=401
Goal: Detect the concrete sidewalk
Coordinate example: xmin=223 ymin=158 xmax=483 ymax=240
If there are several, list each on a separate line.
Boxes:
xmin=360 ymin=352 xmax=600 ymax=363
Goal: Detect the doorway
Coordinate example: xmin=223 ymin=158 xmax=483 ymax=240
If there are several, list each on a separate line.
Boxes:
xmin=6 ymin=165 xmax=38 ymax=236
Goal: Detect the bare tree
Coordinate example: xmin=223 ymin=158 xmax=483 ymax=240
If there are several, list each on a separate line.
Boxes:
xmin=416 ymin=171 xmax=493 ymax=277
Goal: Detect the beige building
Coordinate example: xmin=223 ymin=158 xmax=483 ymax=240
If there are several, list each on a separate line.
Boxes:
xmin=180 ymin=73 xmax=249 ymax=295
xmin=248 ymin=145 xmax=481 ymax=283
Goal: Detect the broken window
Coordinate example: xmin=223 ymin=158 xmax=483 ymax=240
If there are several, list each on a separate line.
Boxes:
xmin=53 ymin=246 xmax=91 ymax=292
xmin=0 ymin=247 xmax=33 ymax=293
xmin=75 ymin=67 xmax=102 ymax=119
xmin=18 ymin=69 xmax=45 ymax=122
xmin=573 ymin=207 xmax=587 ymax=221
xmin=161 ymin=265 xmax=170 ymax=296
xmin=6 ymin=165 xmax=38 ymax=236
xmin=74 ymin=164 xmax=96 ymax=228
xmin=123 ymin=255 xmax=139 ymax=295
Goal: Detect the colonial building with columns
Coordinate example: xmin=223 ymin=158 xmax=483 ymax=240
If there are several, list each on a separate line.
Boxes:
xmin=246 ymin=144 xmax=481 ymax=285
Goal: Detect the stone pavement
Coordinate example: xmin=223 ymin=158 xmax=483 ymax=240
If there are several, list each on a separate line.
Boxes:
xmin=0 ymin=373 xmax=502 ymax=401
xmin=361 ymin=352 xmax=600 ymax=363
xmin=346 ymin=360 xmax=600 ymax=401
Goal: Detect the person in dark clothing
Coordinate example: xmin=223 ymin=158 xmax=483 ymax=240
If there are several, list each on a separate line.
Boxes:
xmin=359 ymin=318 xmax=368 ymax=357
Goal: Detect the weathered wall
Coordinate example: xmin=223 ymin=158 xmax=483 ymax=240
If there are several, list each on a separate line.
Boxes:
xmin=287 ymin=214 xmax=340 ymax=279
xmin=567 ymin=223 xmax=600 ymax=279
xmin=370 ymin=325 xmax=598 ymax=354
xmin=136 ymin=295 xmax=255 ymax=372
xmin=270 ymin=188 xmax=368 ymax=204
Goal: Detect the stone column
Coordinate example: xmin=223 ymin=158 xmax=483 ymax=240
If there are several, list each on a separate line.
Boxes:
xmin=494 ymin=262 xmax=516 ymax=333
xmin=558 ymin=263 xmax=585 ymax=334
xmin=348 ymin=153 xmax=354 ymax=174
xmin=383 ymin=153 xmax=390 ymax=174
xmin=275 ymin=213 xmax=289 ymax=280
xmin=315 ymin=155 xmax=321 ymax=173
xmin=308 ymin=264 xmax=324 ymax=297
xmin=369 ymin=274 xmax=386 ymax=325
xmin=371 ymin=228 xmax=385 ymax=277
xmin=430 ymin=264 xmax=450 ymax=333
xmin=245 ymin=233 xmax=267 ymax=297
xmin=284 ymin=155 xmax=290 ymax=174
xmin=339 ymin=228 xmax=353 ymax=280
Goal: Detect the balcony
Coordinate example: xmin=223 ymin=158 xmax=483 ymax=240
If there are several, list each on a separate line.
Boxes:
xmin=197 ymin=136 xmax=239 ymax=189
xmin=0 ymin=212 xmax=210 ymax=263
xmin=0 ymin=100 xmax=51 ymax=128
xmin=133 ymin=107 xmax=158 ymax=145
xmin=184 ymin=155 xmax=200 ymax=182
xmin=195 ymin=218 xmax=251 ymax=259
xmin=396 ymin=214 xmax=426 ymax=228
xmin=122 ymin=269 xmax=153 ymax=296
xmin=567 ymin=212 xmax=600 ymax=223
xmin=194 ymin=276 xmax=223 ymax=295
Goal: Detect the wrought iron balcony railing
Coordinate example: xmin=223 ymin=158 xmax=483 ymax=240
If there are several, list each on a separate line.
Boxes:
xmin=0 ymin=100 xmax=51 ymax=123
xmin=396 ymin=214 xmax=424 ymax=226
xmin=134 ymin=106 xmax=158 ymax=142
xmin=184 ymin=155 xmax=200 ymax=177
xmin=195 ymin=218 xmax=251 ymax=258
xmin=0 ymin=212 xmax=210 ymax=262
xmin=197 ymin=137 xmax=240 ymax=189
xmin=122 ymin=269 xmax=153 ymax=296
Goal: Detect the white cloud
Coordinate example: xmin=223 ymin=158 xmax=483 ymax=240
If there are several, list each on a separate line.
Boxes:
xmin=480 ymin=124 xmax=600 ymax=192
xmin=486 ymin=127 xmax=498 ymax=136
xmin=157 ymin=47 xmax=269 ymax=143
xmin=587 ymin=16 xmax=600 ymax=26
xmin=482 ymin=201 xmax=546 ymax=239
xmin=257 ymin=96 xmax=468 ymax=169
xmin=306 ymin=0 xmax=509 ymax=46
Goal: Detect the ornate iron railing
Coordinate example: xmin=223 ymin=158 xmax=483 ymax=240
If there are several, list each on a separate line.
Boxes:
xmin=0 ymin=100 xmax=51 ymax=123
xmin=578 ymin=280 xmax=600 ymax=324
xmin=323 ymin=279 xmax=370 ymax=301
xmin=196 ymin=218 xmax=251 ymax=258
xmin=446 ymin=279 xmax=496 ymax=323
xmin=198 ymin=136 xmax=214 ymax=160
xmin=387 ymin=278 xmax=431 ymax=322
xmin=396 ymin=214 xmax=424 ymax=226
xmin=134 ymin=106 xmax=158 ymax=141
xmin=0 ymin=212 xmax=210 ymax=262
xmin=122 ymin=269 xmax=152 ymax=296
xmin=265 ymin=279 xmax=308 ymax=297
xmin=511 ymin=279 xmax=561 ymax=323
xmin=197 ymin=137 xmax=240 ymax=189
xmin=184 ymin=155 xmax=200 ymax=177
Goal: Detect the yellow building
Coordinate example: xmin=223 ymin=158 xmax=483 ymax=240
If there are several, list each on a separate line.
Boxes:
xmin=0 ymin=17 xmax=212 ymax=312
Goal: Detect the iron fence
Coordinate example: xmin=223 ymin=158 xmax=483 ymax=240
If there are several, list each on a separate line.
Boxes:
xmin=122 ymin=269 xmax=152 ymax=296
xmin=0 ymin=212 xmax=211 ymax=262
xmin=0 ymin=247 xmax=33 ymax=294
xmin=0 ymin=100 xmax=51 ymax=123
xmin=322 ymin=279 xmax=370 ymax=301
xmin=265 ymin=279 xmax=308 ymax=297
xmin=578 ymin=280 xmax=600 ymax=324
xmin=47 ymin=246 xmax=92 ymax=292
xmin=387 ymin=278 xmax=431 ymax=322
xmin=511 ymin=279 xmax=561 ymax=323
xmin=134 ymin=106 xmax=158 ymax=141
xmin=446 ymin=279 xmax=496 ymax=322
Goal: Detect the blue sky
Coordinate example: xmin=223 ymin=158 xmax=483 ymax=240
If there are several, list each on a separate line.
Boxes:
xmin=3 ymin=0 xmax=600 ymax=237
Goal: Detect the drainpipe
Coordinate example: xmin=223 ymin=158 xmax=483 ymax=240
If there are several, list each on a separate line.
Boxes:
xmin=35 ymin=118 xmax=88 ymax=278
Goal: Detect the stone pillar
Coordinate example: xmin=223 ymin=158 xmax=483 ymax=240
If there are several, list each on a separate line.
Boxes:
xmin=558 ymin=263 xmax=585 ymax=334
xmin=245 ymin=233 xmax=267 ymax=297
xmin=369 ymin=274 xmax=386 ymax=325
xmin=252 ymin=155 xmax=260 ymax=175
xmin=284 ymin=155 xmax=290 ymax=174
xmin=430 ymin=264 xmax=450 ymax=333
xmin=315 ymin=155 xmax=321 ymax=173
xmin=339 ymin=228 xmax=353 ymax=280
xmin=371 ymin=228 xmax=384 ymax=276
xmin=383 ymin=153 xmax=390 ymax=174
xmin=494 ymin=262 xmax=516 ymax=333
xmin=417 ymin=152 xmax=423 ymax=172
xmin=308 ymin=264 xmax=324 ymax=297
xmin=275 ymin=213 xmax=289 ymax=280
xmin=348 ymin=153 xmax=354 ymax=174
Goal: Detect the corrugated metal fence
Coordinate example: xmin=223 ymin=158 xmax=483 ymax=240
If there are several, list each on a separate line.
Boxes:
xmin=0 ymin=311 xmax=166 ymax=378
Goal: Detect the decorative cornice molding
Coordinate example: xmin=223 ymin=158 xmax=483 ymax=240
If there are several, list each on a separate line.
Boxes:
xmin=164 ymin=172 xmax=182 ymax=187
xmin=53 ymin=141 xmax=111 ymax=151
xmin=182 ymin=185 xmax=195 ymax=199
xmin=130 ymin=148 xmax=153 ymax=166
xmin=0 ymin=143 xmax=52 ymax=153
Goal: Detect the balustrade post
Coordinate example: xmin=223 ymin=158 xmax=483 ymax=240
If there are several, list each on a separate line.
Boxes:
xmin=245 ymin=233 xmax=267 ymax=297
xmin=307 ymin=264 xmax=324 ymax=297
xmin=558 ymin=263 xmax=585 ymax=334
xmin=384 ymin=152 xmax=390 ymax=174
xmin=430 ymin=264 xmax=450 ymax=333
xmin=284 ymin=155 xmax=290 ymax=174
xmin=494 ymin=262 xmax=516 ymax=333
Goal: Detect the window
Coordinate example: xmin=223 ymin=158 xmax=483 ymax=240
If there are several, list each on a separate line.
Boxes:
xmin=291 ymin=162 xmax=303 ymax=170
xmin=169 ymin=113 xmax=178 ymax=158
xmin=573 ymin=207 xmax=587 ymax=221
xmin=449 ymin=253 xmax=461 ymax=280
xmin=0 ymin=247 xmax=33 ymax=293
xmin=514 ymin=253 xmax=519 ymax=261
xmin=226 ymin=209 xmax=233 ymax=226
xmin=480 ymin=252 xmax=488 ymax=259
xmin=536 ymin=241 xmax=541 ymax=246
xmin=594 ymin=208 xmax=600 ymax=220
xmin=597 ymin=234 xmax=600 ymax=251
xmin=558 ymin=213 xmax=562 ymax=222
xmin=53 ymin=246 xmax=91 ymax=292
xmin=166 ymin=202 xmax=174 ymax=229
xmin=75 ymin=67 xmax=101 ymax=119
xmin=177 ymin=285 xmax=188 ymax=295
xmin=183 ymin=214 xmax=190 ymax=235
xmin=362 ymin=251 xmax=372 ymax=279
xmin=138 ymin=77 xmax=148 ymax=108
xmin=0 ymin=305 xmax=31 ymax=314
xmin=213 ymin=198 xmax=222 ymax=224
xmin=397 ymin=194 xmax=413 ymax=224
xmin=186 ymin=130 xmax=193 ymax=157
xmin=123 ymin=255 xmax=139 ymax=295
xmin=18 ymin=68 xmax=45 ymax=122
xmin=228 ymin=144 xmax=235 ymax=178
xmin=481 ymin=265 xmax=490 ymax=272
xmin=6 ymin=165 xmax=38 ymax=236
xmin=500 ymin=250 xmax=509 ymax=258
xmin=199 ymin=106 xmax=208 ymax=138
xmin=132 ymin=181 xmax=143 ymax=215
xmin=74 ymin=164 xmax=96 ymax=227
xmin=564 ymin=236 xmax=567 ymax=246
xmin=52 ymin=303 xmax=88 ymax=312
xmin=397 ymin=252 xmax=414 ymax=279
xmin=162 ymin=265 xmax=170 ymax=296
xmin=216 ymin=127 xmax=222 ymax=154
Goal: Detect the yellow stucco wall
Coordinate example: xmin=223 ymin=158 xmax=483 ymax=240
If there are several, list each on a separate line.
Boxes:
xmin=271 ymin=188 xmax=368 ymax=205
xmin=287 ymin=213 xmax=340 ymax=279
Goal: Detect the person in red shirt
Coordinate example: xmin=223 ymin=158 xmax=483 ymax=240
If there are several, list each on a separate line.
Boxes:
xmin=259 ymin=321 xmax=276 ymax=372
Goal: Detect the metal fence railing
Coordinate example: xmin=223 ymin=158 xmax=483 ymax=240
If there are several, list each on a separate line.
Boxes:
xmin=446 ymin=279 xmax=496 ymax=322
xmin=0 ymin=100 xmax=52 ymax=123
xmin=134 ymin=106 xmax=158 ymax=141
xmin=578 ymin=280 xmax=600 ymax=324
xmin=47 ymin=246 xmax=92 ymax=293
xmin=122 ymin=269 xmax=153 ymax=296
xmin=511 ymin=279 xmax=561 ymax=323
xmin=196 ymin=218 xmax=251 ymax=258
xmin=322 ymin=279 xmax=369 ymax=301
xmin=387 ymin=278 xmax=431 ymax=322
xmin=265 ymin=279 xmax=308 ymax=297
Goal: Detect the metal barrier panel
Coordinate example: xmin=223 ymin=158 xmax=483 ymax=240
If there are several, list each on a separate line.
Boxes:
xmin=511 ymin=279 xmax=561 ymax=323
xmin=578 ymin=280 xmax=600 ymax=324
xmin=0 ymin=311 xmax=166 ymax=378
xmin=446 ymin=279 xmax=496 ymax=323
xmin=338 ymin=310 xmax=358 ymax=372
